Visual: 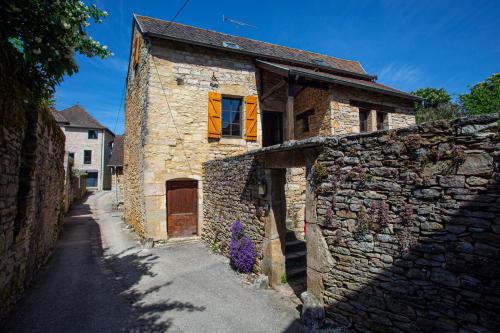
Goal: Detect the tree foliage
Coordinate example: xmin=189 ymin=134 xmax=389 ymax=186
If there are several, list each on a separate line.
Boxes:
xmin=459 ymin=73 xmax=500 ymax=115
xmin=411 ymin=88 xmax=460 ymax=124
xmin=0 ymin=0 xmax=112 ymax=98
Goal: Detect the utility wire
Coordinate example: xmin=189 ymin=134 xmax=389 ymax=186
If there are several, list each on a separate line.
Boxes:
xmin=113 ymin=80 xmax=126 ymax=134
xmin=148 ymin=0 xmax=194 ymax=174
xmin=164 ymin=0 xmax=191 ymax=30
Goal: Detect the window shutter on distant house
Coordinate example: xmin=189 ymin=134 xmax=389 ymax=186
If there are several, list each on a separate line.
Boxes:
xmin=208 ymin=92 xmax=222 ymax=138
xmin=245 ymin=95 xmax=258 ymax=141
xmin=133 ymin=35 xmax=141 ymax=68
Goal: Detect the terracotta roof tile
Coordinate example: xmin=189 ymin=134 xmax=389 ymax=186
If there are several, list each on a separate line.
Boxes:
xmin=58 ymin=104 xmax=106 ymax=129
xmin=135 ymin=15 xmax=367 ymax=76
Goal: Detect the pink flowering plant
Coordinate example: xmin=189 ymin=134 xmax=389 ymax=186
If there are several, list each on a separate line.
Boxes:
xmin=230 ymin=221 xmax=256 ymax=273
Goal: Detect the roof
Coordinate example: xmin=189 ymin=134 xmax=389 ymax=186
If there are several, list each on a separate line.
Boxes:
xmin=255 ymin=60 xmax=422 ymax=102
xmin=52 ymin=108 xmax=69 ymax=124
xmin=58 ymin=104 xmax=108 ymax=130
xmin=134 ymin=15 xmax=370 ymax=78
xmin=108 ymin=135 xmax=124 ymax=166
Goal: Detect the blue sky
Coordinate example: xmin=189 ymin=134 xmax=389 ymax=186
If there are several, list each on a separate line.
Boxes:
xmin=55 ymin=0 xmax=500 ymax=134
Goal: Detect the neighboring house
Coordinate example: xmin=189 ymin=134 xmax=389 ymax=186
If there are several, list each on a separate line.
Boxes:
xmin=55 ymin=104 xmax=115 ymax=190
xmin=124 ymin=14 xmax=421 ymax=241
xmin=108 ymin=135 xmax=125 ymax=209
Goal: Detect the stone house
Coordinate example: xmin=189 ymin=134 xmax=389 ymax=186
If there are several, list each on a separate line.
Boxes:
xmin=124 ymin=14 xmax=421 ymax=241
xmin=55 ymin=104 xmax=115 ymax=190
xmin=108 ymin=135 xmax=125 ymax=209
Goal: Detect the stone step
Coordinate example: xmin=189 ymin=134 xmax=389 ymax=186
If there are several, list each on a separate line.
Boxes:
xmin=286 ymin=265 xmax=307 ymax=278
xmin=285 ymin=250 xmax=307 ymax=267
xmin=285 ymin=239 xmax=306 ymax=252
xmin=287 ymin=275 xmax=307 ymax=291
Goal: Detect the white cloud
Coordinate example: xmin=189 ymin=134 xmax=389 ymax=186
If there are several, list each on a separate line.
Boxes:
xmin=378 ymin=62 xmax=424 ymax=91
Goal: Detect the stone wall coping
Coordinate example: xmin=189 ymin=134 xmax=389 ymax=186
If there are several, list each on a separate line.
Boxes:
xmin=202 ymin=115 xmax=499 ymax=167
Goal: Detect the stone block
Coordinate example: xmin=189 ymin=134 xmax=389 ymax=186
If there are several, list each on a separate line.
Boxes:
xmin=457 ymin=153 xmax=493 ymax=175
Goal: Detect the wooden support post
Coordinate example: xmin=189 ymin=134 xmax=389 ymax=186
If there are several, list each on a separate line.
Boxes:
xmin=285 ymin=77 xmax=295 ymax=141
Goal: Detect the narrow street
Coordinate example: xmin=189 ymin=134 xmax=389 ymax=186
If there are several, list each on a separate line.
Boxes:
xmin=2 ymin=192 xmax=304 ymax=333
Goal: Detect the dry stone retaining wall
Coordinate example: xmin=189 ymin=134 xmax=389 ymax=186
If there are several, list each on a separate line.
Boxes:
xmin=202 ymin=154 xmax=265 ymax=272
xmin=314 ymin=115 xmax=499 ymax=332
xmin=202 ymin=115 xmax=499 ymax=332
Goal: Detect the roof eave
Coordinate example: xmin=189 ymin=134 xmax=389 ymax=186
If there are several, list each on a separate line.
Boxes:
xmin=255 ymin=60 xmax=422 ymax=102
xmin=290 ymin=68 xmax=423 ymax=102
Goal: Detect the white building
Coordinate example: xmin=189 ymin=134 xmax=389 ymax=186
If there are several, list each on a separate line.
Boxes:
xmin=54 ymin=104 xmax=115 ymax=190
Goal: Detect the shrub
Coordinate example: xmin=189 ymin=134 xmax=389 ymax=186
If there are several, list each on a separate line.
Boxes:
xmin=230 ymin=221 xmax=256 ymax=273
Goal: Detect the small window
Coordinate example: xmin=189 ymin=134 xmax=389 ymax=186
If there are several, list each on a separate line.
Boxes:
xmin=68 ymin=152 xmax=75 ymax=161
xmin=359 ymin=108 xmax=369 ymax=133
xmin=84 ymin=150 xmax=92 ymax=164
xmin=221 ymin=97 xmax=242 ymax=137
xmin=296 ymin=109 xmax=315 ymax=133
xmin=88 ymin=130 xmax=98 ymax=139
xmin=222 ymin=41 xmax=241 ymax=50
xmin=312 ymin=58 xmax=328 ymax=66
xmin=377 ymin=112 xmax=388 ymax=130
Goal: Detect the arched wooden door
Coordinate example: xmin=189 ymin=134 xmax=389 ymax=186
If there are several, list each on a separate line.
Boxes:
xmin=166 ymin=180 xmax=198 ymax=238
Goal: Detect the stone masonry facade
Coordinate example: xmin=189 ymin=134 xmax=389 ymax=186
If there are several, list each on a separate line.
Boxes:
xmin=61 ymin=127 xmax=114 ymax=190
xmin=123 ymin=21 xmax=418 ymax=241
xmin=202 ymin=115 xmax=499 ymax=332
xmin=0 ymin=105 xmax=65 ymax=319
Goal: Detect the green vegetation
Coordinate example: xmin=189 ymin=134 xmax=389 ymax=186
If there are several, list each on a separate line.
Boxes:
xmin=412 ymin=88 xmax=461 ymax=123
xmin=412 ymin=73 xmax=499 ymax=124
xmin=459 ymin=73 xmax=500 ymax=115
xmin=1 ymin=1 xmax=112 ymax=99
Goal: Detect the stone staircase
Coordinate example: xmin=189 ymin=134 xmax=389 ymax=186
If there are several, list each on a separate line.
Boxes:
xmin=285 ymin=229 xmax=307 ymax=295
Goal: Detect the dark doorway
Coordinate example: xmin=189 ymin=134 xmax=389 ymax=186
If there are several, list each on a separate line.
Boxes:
xmin=86 ymin=172 xmax=98 ymax=188
xmin=262 ymin=111 xmax=283 ymax=147
xmin=166 ymin=180 xmax=198 ymax=238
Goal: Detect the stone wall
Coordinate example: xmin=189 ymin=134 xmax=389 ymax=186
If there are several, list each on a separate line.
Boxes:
xmin=139 ymin=39 xmax=262 ymax=239
xmin=313 ymin=115 xmax=499 ymax=332
xmin=123 ymin=26 xmax=150 ymax=238
xmin=202 ymin=115 xmax=499 ymax=332
xmin=202 ymin=154 xmax=265 ymax=272
xmin=330 ymin=85 xmax=415 ymax=135
xmin=285 ymin=167 xmax=306 ymax=236
xmin=63 ymin=157 xmax=87 ymax=213
xmin=111 ymin=168 xmax=124 ymax=211
xmin=0 ymin=102 xmax=65 ymax=319
xmin=295 ymin=87 xmax=332 ymax=139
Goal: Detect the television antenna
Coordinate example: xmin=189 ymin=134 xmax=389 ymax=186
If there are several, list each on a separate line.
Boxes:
xmin=222 ymin=15 xmax=257 ymax=29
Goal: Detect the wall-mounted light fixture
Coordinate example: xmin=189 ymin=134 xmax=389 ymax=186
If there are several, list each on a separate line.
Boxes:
xmin=210 ymin=72 xmax=219 ymax=88
xmin=258 ymin=177 xmax=267 ymax=197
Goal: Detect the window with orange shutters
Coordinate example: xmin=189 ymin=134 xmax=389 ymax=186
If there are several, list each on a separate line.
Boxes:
xmin=245 ymin=96 xmax=258 ymax=141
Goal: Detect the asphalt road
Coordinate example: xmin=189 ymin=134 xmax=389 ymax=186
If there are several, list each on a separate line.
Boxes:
xmin=2 ymin=191 xmax=305 ymax=333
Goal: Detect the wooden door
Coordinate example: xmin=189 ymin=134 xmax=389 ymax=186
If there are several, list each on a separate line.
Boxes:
xmin=167 ymin=180 xmax=198 ymax=238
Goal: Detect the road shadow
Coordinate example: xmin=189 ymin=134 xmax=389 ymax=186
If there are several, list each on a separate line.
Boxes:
xmin=87 ymin=198 xmax=206 ymax=332
xmin=1 ymin=195 xmax=205 ymax=333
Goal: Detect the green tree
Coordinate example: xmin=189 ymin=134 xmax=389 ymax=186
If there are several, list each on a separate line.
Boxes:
xmin=411 ymin=87 xmax=460 ymax=123
xmin=459 ymin=73 xmax=500 ymax=115
xmin=0 ymin=0 xmax=112 ymax=98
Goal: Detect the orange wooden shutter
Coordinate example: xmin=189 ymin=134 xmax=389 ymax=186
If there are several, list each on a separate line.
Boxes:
xmin=133 ymin=35 xmax=141 ymax=68
xmin=208 ymin=92 xmax=222 ymax=138
xmin=245 ymin=95 xmax=258 ymax=141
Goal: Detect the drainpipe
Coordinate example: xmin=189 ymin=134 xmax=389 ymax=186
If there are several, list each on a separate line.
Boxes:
xmin=100 ymin=129 xmax=105 ymax=191
xmin=114 ymin=166 xmax=118 ymax=204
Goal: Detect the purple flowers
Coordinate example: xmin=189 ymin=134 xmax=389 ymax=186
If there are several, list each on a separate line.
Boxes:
xmin=230 ymin=221 xmax=256 ymax=273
